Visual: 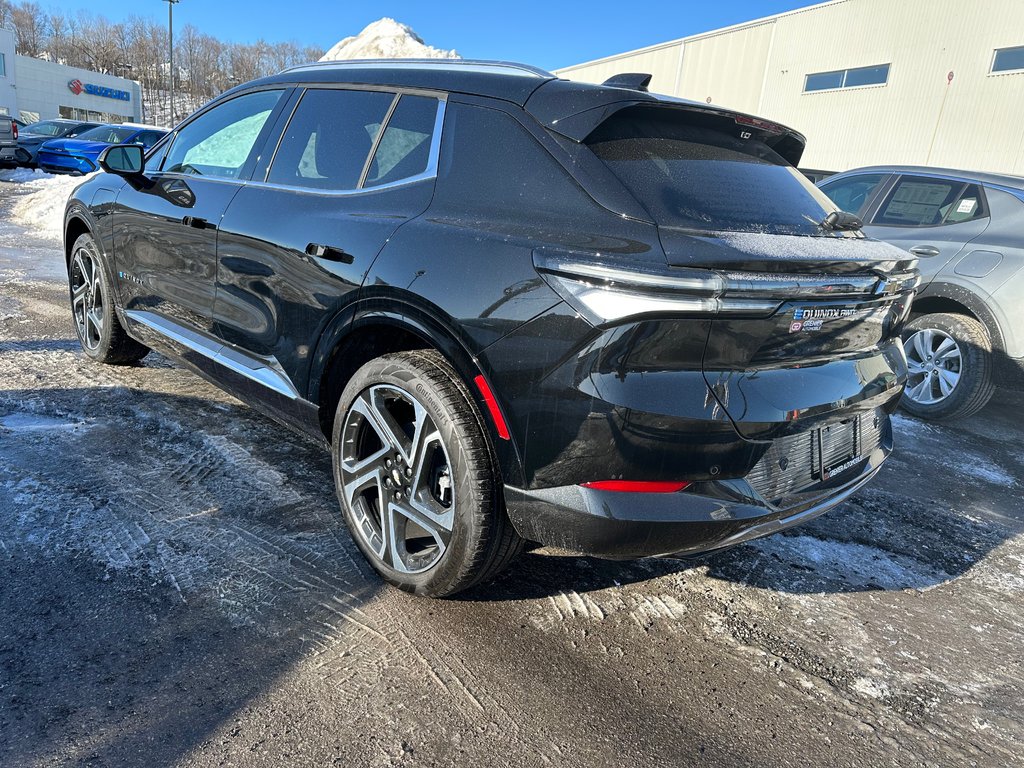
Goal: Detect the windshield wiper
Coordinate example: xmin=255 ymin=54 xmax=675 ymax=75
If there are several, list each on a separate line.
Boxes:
xmin=819 ymin=210 xmax=863 ymax=232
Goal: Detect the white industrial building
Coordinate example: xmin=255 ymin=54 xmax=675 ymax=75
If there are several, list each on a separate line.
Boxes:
xmin=0 ymin=27 xmax=141 ymax=124
xmin=555 ymin=0 xmax=1024 ymax=174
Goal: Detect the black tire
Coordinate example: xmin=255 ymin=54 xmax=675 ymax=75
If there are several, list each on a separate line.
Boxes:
xmin=331 ymin=350 xmax=523 ymax=597
xmin=900 ymin=312 xmax=995 ymax=422
xmin=68 ymin=233 xmax=149 ymax=365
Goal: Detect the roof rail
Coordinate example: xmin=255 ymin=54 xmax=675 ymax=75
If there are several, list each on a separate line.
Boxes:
xmin=281 ymin=58 xmax=554 ymax=78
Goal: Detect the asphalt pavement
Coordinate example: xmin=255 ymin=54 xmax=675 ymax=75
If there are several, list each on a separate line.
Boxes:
xmin=1 ymin=177 xmax=1022 ymax=767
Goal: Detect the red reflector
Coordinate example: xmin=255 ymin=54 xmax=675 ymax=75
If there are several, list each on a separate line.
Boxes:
xmin=473 ymin=374 xmax=510 ymax=441
xmin=580 ymin=480 xmax=690 ymax=493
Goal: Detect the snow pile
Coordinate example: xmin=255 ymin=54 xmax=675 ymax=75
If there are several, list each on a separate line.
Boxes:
xmin=9 ymin=173 xmax=93 ymax=243
xmin=320 ymin=18 xmax=458 ymax=61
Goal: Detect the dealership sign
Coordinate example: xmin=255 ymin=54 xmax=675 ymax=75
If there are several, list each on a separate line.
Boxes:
xmin=67 ymin=79 xmax=131 ymax=102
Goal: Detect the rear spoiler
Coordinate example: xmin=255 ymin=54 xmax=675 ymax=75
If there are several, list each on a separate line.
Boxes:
xmin=526 ymin=79 xmax=807 ymax=166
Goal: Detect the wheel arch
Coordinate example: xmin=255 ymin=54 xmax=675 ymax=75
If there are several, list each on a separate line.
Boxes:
xmin=310 ymin=299 xmax=526 ymax=487
xmin=63 ymin=211 xmax=93 ymax=269
xmin=911 ymin=282 xmax=1003 ymax=352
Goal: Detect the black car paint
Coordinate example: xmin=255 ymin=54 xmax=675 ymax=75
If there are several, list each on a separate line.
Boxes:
xmin=64 ymin=63 xmax=916 ymax=559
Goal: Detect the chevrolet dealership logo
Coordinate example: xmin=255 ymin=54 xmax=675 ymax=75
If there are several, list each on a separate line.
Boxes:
xmin=67 ymin=78 xmax=131 ymax=102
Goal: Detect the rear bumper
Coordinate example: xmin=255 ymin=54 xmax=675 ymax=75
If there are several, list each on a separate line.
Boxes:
xmin=504 ymin=420 xmax=892 ymax=559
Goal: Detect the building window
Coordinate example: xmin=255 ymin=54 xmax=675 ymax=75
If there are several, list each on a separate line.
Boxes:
xmin=992 ymin=45 xmax=1024 ymax=73
xmin=0 ymin=53 xmax=6 ymax=77
xmin=804 ymin=63 xmax=890 ymax=92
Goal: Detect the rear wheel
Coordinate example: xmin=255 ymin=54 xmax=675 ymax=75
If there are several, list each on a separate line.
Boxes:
xmin=331 ymin=351 xmax=523 ymax=597
xmin=68 ymin=233 xmax=149 ymax=365
xmin=901 ymin=312 xmax=994 ymax=422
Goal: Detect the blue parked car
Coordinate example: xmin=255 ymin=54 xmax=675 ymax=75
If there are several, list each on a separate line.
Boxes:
xmin=37 ymin=124 xmax=166 ymax=175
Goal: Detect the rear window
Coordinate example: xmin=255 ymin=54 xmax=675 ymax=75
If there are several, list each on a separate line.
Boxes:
xmin=585 ymin=107 xmax=837 ymax=236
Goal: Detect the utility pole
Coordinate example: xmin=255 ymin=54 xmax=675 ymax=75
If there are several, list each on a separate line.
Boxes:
xmin=162 ymin=0 xmax=180 ymax=127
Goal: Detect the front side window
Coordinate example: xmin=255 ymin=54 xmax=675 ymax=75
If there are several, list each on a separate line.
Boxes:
xmin=992 ymin=45 xmax=1024 ymax=73
xmin=164 ymin=89 xmax=283 ymax=178
xmin=819 ymin=173 xmax=887 ymax=217
xmin=873 ymin=176 xmax=986 ymax=227
xmin=24 ymin=120 xmax=67 ymax=137
xmin=267 ymin=88 xmax=393 ymax=190
xmin=804 ymin=64 xmax=890 ymax=92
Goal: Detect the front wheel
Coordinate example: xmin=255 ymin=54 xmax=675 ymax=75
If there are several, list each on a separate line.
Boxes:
xmin=901 ymin=312 xmax=995 ymax=422
xmin=331 ymin=351 xmax=523 ymax=597
xmin=68 ymin=233 xmax=149 ymax=365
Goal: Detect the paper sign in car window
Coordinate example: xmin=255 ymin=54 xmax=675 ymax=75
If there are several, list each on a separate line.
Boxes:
xmin=957 ymin=198 xmax=977 ymax=214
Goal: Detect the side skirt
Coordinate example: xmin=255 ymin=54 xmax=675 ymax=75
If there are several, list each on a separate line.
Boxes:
xmin=123 ymin=308 xmax=327 ymax=446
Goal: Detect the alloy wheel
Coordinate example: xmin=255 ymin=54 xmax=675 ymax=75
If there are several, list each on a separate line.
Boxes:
xmin=338 ymin=384 xmax=455 ymax=574
xmin=903 ymin=328 xmax=962 ymax=405
xmin=70 ymin=246 xmax=104 ymax=350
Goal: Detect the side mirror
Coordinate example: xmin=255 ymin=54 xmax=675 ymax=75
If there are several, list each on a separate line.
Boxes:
xmin=99 ymin=144 xmax=145 ymax=176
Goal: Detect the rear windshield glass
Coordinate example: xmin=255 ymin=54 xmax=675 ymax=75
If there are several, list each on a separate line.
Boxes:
xmin=586 ymin=107 xmax=837 ymax=236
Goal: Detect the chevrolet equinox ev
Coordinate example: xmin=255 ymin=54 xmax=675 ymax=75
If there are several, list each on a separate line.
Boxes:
xmin=63 ymin=61 xmax=919 ymax=597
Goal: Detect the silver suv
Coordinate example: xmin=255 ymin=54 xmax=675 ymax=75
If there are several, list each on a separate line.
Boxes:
xmin=819 ymin=166 xmax=1024 ymax=421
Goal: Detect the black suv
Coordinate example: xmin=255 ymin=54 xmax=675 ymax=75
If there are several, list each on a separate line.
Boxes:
xmin=64 ymin=61 xmax=918 ymax=597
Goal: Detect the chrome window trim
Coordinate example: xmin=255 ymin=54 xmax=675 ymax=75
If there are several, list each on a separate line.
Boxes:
xmin=252 ymin=94 xmax=446 ymax=198
xmin=125 ymin=310 xmax=299 ymax=399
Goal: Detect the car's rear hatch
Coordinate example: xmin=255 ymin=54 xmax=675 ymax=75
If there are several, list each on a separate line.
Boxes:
xmin=575 ymin=99 xmax=919 ymax=441
xmin=0 ymin=117 xmax=14 ymax=145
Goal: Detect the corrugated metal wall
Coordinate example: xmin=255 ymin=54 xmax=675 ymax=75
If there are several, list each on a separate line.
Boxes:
xmin=555 ymin=0 xmax=1024 ymax=174
xmin=555 ymin=40 xmax=684 ymax=95
xmin=676 ymin=23 xmax=775 ymax=115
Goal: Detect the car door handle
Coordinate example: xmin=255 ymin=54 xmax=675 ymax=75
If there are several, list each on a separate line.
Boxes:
xmin=909 ymin=245 xmax=940 ymax=257
xmin=182 ymin=216 xmax=214 ymax=230
xmin=305 ymin=243 xmax=354 ymax=264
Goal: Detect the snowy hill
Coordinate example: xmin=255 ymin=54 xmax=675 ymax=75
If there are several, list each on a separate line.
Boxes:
xmin=320 ymin=18 xmax=458 ymax=61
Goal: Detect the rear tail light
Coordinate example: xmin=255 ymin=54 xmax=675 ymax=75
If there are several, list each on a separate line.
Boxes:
xmin=580 ymin=480 xmax=691 ymax=493
xmin=533 ymin=252 xmax=919 ymax=328
xmin=12 ymin=122 xmax=17 ymax=140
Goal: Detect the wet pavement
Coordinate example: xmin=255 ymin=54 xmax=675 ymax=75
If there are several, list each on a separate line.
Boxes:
xmin=1 ymin=177 xmax=1022 ymax=767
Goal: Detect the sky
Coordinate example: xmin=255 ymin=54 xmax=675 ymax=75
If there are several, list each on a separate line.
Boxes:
xmin=45 ymin=0 xmax=818 ymax=71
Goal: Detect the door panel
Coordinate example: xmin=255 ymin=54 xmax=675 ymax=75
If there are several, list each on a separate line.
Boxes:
xmin=863 ymin=175 xmax=990 ymax=286
xmin=111 ymin=89 xmax=286 ymax=334
xmin=213 ymin=90 xmax=444 ymax=399
xmin=112 ymin=175 xmax=242 ymax=333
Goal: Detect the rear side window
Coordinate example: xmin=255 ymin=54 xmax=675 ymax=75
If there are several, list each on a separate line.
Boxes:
xmin=819 ymin=173 xmax=887 ymax=216
xmin=267 ymin=88 xmax=393 ymax=190
xmin=164 ymin=89 xmax=283 ymax=178
xmin=134 ymin=130 xmax=166 ymax=148
xmin=364 ymin=95 xmax=439 ymax=188
xmin=586 ymin=106 xmax=836 ymax=235
xmin=873 ymin=176 xmax=986 ymax=227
